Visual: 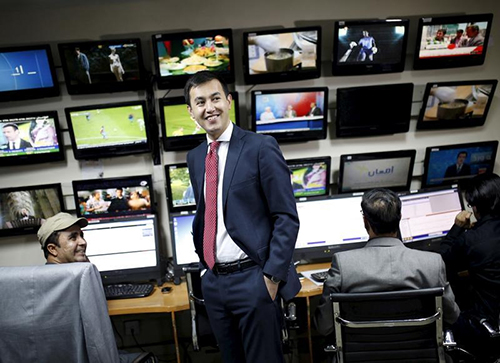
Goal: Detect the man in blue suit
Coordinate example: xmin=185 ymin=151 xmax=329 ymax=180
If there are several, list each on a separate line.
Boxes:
xmin=185 ymin=71 xmax=300 ymax=363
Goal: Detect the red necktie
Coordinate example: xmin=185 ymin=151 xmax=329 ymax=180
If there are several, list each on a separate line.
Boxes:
xmin=203 ymin=141 xmax=220 ymax=269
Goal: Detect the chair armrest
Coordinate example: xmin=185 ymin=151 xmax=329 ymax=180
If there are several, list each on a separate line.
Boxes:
xmin=480 ymin=319 xmax=500 ymax=338
xmin=189 ymin=292 xmax=205 ymax=305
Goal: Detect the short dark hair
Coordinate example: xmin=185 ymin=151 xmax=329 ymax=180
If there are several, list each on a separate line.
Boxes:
xmin=457 ymin=151 xmax=468 ymax=158
xmin=468 ymin=24 xmax=480 ymax=32
xmin=43 ymin=231 xmax=60 ymax=259
xmin=465 ymin=173 xmax=500 ymax=217
xmin=457 ymin=29 xmax=464 ymax=34
xmin=183 ymin=71 xmax=230 ymax=107
xmin=361 ymin=188 xmax=402 ymax=235
xmin=438 ymin=28 xmax=447 ymax=35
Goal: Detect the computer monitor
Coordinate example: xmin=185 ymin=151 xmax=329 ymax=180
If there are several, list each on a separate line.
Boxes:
xmin=169 ymin=211 xmax=199 ymax=267
xmin=417 ymin=79 xmax=498 ymax=130
xmin=243 ymin=26 xmax=321 ymax=84
xmin=338 ymin=150 xmax=416 ymax=193
xmin=251 ymin=87 xmax=328 ymax=143
xmin=336 ymin=83 xmax=413 ymax=137
xmin=422 ymin=140 xmax=499 ymax=188
xmin=160 ymin=92 xmax=239 ymax=151
xmin=286 ymin=156 xmax=331 ymax=198
xmin=399 ymin=185 xmax=463 ymax=248
xmin=294 ymin=194 xmax=369 ymax=263
xmin=0 ymin=44 xmax=59 ymax=102
xmin=413 ymin=13 xmax=493 ymax=70
xmin=152 ymin=28 xmax=235 ymax=89
xmin=72 ymin=175 xmax=154 ymax=220
xmin=65 ymin=100 xmax=150 ymax=160
xmin=0 ymin=183 xmax=64 ymax=238
xmin=333 ymin=18 xmax=409 ymax=76
xmin=165 ymin=163 xmax=196 ymax=212
xmin=83 ymin=214 xmax=162 ymax=284
xmin=58 ymin=38 xmax=147 ymax=95
xmin=0 ymin=110 xmax=65 ymax=167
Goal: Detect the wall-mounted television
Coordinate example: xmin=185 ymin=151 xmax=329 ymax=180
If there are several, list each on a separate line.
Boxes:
xmin=0 ymin=111 xmax=64 ymax=167
xmin=65 ymin=100 xmax=150 ymax=160
xmin=0 ymin=183 xmax=64 ymax=238
xmin=286 ymin=156 xmax=331 ymax=199
xmin=336 ymin=83 xmax=413 ymax=137
xmin=152 ymin=28 xmax=235 ymax=89
xmin=58 ymin=39 xmax=146 ymax=94
xmin=333 ymin=18 xmax=409 ymax=76
xmin=338 ymin=150 xmax=416 ymax=193
xmin=160 ymin=92 xmax=239 ymax=151
xmin=417 ymin=79 xmax=497 ymax=130
xmin=165 ymin=163 xmax=196 ymax=212
xmin=0 ymin=44 xmax=59 ymax=102
xmin=422 ymin=140 xmax=498 ymax=188
xmin=243 ymin=26 xmax=321 ymax=84
xmin=413 ymin=13 xmax=493 ymax=70
xmin=72 ymin=175 xmax=154 ymax=220
xmin=169 ymin=211 xmax=199 ymax=267
xmin=251 ymin=87 xmax=328 ymax=143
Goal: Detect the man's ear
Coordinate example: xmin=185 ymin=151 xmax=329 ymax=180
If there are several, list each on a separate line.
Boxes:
xmin=363 ymin=216 xmax=371 ymax=234
xmin=46 ymin=243 xmax=58 ymax=257
xmin=187 ymin=105 xmax=195 ymax=121
xmin=226 ymin=93 xmax=233 ymax=110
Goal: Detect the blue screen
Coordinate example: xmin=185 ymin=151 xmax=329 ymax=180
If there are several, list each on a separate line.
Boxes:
xmin=0 ymin=49 xmax=54 ymax=92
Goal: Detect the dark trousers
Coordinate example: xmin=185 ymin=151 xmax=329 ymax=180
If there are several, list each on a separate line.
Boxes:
xmin=201 ymin=265 xmax=284 ymax=363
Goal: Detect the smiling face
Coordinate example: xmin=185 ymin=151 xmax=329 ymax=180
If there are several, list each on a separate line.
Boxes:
xmin=48 ymin=225 xmax=88 ymax=264
xmin=187 ymin=79 xmax=232 ymax=140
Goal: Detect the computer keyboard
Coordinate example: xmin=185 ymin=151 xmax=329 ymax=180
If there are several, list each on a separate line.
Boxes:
xmin=103 ymin=283 xmax=155 ymax=300
xmin=310 ymin=270 xmax=329 ymax=283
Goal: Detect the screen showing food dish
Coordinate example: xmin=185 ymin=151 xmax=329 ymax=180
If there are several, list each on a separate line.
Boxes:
xmin=413 ymin=13 xmax=493 ymax=70
xmin=0 ymin=44 xmax=59 ymax=102
xmin=336 ymin=83 xmax=413 ymax=137
xmin=422 ymin=141 xmax=498 ymax=188
xmin=0 ymin=183 xmax=64 ymax=237
xmin=153 ymin=28 xmax=234 ymax=89
xmin=251 ymin=87 xmax=328 ymax=143
xmin=0 ymin=111 xmax=64 ymax=167
xmin=286 ymin=156 xmax=331 ymax=198
xmin=243 ymin=26 xmax=321 ymax=84
xmin=160 ymin=92 xmax=239 ymax=151
xmin=417 ymin=80 xmax=497 ymax=130
xmin=333 ymin=18 xmax=409 ymax=75
xmin=65 ymin=100 xmax=150 ymax=160
xmin=165 ymin=163 xmax=196 ymax=212
xmin=58 ymin=39 xmax=146 ymax=94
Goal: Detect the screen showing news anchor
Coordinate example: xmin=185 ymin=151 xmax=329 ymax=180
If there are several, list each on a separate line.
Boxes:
xmin=287 ymin=158 xmax=330 ymax=198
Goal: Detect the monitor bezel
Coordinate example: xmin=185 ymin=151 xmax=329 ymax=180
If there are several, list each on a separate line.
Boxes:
xmin=65 ymin=99 xmax=151 ymax=160
xmin=286 ymin=156 xmax=331 ymax=199
xmin=0 ymin=182 xmax=64 ymax=238
xmin=332 ymin=18 xmax=409 ymax=76
xmin=338 ymin=149 xmax=416 ymax=193
xmin=251 ymin=86 xmax=329 ymax=143
xmin=413 ymin=13 xmax=494 ymax=70
xmin=169 ymin=210 xmax=199 ymax=268
xmin=152 ymin=28 xmax=235 ymax=90
xmin=417 ymin=79 xmax=498 ymax=130
xmin=242 ymin=26 xmax=322 ymax=85
xmin=160 ymin=92 xmax=240 ymax=152
xmin=0 ymin=110 xmax=65 ymax=167
xmin=57 ymin=38 xmax=147 ymax=95
xmin=165 ymin=162 xmax=197 ymax=213
xmin=422 ymin=140 xmax=499 ymax=188
xmin=0 ymin=44 xmax=59 ymax=102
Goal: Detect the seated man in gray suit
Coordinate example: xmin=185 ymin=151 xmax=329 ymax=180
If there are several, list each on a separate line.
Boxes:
xmin=315 ymin=188 xmax=460 ymax=336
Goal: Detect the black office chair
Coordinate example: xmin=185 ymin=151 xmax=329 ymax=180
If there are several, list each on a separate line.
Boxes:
xmin=324 ymin=287 xmax=455 ymax=363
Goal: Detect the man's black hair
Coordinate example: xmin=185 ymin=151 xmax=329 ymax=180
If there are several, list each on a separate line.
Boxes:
xmin=361 ymin=188 xmax=402 ymax=235
xmin=183 ymin=71 xmax=230 ymax=107
xmin=457 ymin=151 xmax=468 ymax=158
xmin=465 ymin=173 xmax=500 ymax=217
xmin=43 ymin=231 xmax=60 ymax=259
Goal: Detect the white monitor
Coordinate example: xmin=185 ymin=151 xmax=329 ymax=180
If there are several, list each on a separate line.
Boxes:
xmin=170 ymin=212 xmax=199 ymax=266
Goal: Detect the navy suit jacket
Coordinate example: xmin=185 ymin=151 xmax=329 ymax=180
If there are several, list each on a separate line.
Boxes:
xmin=187 ymin=125 xmax=301 ymax=301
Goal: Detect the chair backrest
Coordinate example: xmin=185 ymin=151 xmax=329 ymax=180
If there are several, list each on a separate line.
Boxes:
xmin=0 ymin=263 xmax=120 ymax=363
xmin=329 ymin=287 xmax=446 ymax=363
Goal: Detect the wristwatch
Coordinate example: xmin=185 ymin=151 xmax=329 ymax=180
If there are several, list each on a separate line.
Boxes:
xmin=265 ymin=274 xmax=281 ymax=284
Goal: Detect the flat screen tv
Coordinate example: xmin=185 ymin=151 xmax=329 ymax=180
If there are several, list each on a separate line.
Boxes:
xmin=165 ymin=163 xmax=196 ymax=212
xmin=152 ymin=28 xmax=235 ymax=89
xmin=0 ymin=111 xmax=64 ymax=167
xmin=65 ymin=100 xmax=150 ymax=160
xmin=0 ymin=183 xmax=64 ymax=237
xmin=58 ymin=39 xmax=146 ymax=94
xmin=422 ymin=140 xmax=498 ymax=188
xmin=0 ymin=44 xmax=59 ymax=102
xmin=243 ymin=26 xmax=321 ymax=84
xmin=417 ymin=79 xmax=497 ymax=130
xmin=286 ymin=156 xmax=331 ymax=199
xmin=413 ymin=13 xmax=493 ymax=70
xmin=169 ymin=211 xmax=199 ymax=267
xmin=251 ymin=87 xmax=328 ymax=143
xmin=338 ymin=150 xmax=416 ymax=193
xmin=72 ymin=175 xmax=154 ymax=220
xmin=336 ymin=83 xmax=413 ymax=137
xmin=333 ymin=18 xmax=409 ymax=76
xmin=160 ymin=92 xmax=239 ymax=151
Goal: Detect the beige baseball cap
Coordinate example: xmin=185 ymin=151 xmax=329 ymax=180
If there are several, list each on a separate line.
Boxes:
xmin=38 ymin=212 xmax=88 ymax=248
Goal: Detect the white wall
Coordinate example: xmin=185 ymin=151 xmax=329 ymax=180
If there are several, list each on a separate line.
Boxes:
xmin=0 ymin=0 xmax=499 ymax=266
